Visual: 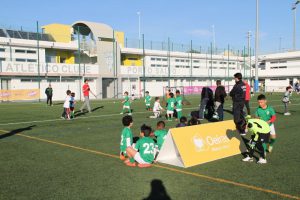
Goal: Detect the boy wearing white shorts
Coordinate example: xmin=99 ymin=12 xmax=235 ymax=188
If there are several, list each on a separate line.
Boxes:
xmin=125 ymin=124 xmax=155 ymax=168
xmin=255 ymin=94 xmax=277 ymax=153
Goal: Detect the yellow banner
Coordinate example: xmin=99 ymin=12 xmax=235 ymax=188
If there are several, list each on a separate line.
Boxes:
xmin=157 ymin=120 xmax=247 ymax=168
xmin=0 ymin=89 xmax=40 ymax=101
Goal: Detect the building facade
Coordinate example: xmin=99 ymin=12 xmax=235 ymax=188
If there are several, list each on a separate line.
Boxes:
xmin=0 ymin=21 xmax=299 ymax=101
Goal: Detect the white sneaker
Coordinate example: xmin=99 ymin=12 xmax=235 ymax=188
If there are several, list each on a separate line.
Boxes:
xmin=242 ymin=156 xmax=253 ymax=162
xmin=128 ymin=113 xmax=132 ymax=116
xmin=257 ymin=158 xmax=267 ymax=164
xmin=120 ymin=112 xmax=123 ymax=114
xmin=268 ymin=146 xmax=273 ymax=153
xmin=284 ymin=112 xmax=291 ymax=116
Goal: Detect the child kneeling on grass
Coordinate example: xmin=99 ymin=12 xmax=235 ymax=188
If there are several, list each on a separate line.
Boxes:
xmin=125 ymin=124 xmax=156 ymax=168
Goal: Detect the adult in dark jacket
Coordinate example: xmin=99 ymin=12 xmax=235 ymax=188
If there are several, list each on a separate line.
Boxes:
xmin=230 ymin=73 xmax=246 ymax=135
xmin=214 ymin=80 xmax=227 ymax=121
xmin=199 ymin=87 xmax=214 ymax=120
xmin=45 ymin=84 xmax=53 ymax=106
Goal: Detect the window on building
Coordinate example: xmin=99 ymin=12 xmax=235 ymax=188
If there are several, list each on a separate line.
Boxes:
xmin=162 ymin=58 xmax=168 ymax=61
xmin=151 ymin=58 xmax=155 ymax=61
xmin=151 ymin=64 xmax=155 ymax=67
xmin=193 ymin=66 xmax=200 ymax=68
xmin=15 ymin=49 xmax=26 ymax=53
xmin=0 ymin=57 xmax=5 ymax=61
xmin=27 ymin=50 xmax=36 ymax=54
xmin=193 ymin=60 xmax=200 ymax=63
xmin=60 ymin=57 xmax=66 ymax=63
xmin=175 ymin=59 xmax=180 ymax=62
xmin=27 ymin=59 xmax=37 ymax=62
xmin=0 ymin=48 xmax=5 ymax=52
xmin=156 ymin=58 xmax=161 ymax=61
xmin=16 ymin=58 xmax=26 ymax=62
xmin=128 ymin=58 xmax=138 ymax=60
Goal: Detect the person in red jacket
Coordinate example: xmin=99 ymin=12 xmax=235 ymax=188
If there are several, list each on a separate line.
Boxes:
xmin=244 ymin=80 xmax=251 ymax=115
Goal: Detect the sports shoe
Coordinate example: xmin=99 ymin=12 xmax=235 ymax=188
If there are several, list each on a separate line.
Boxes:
xmin=268 ymin=146 xmax=273 ymax=153
xmin=120 ymin=112 xmax=123 ymax=114
xmin=138 ymin=163 xmax=152 ymax=168
xmin=257 ymin=158 xmax=267 ymax=164
xmin=120 ymin=154 xmax=126 ymax=161
xmin=242 ymin=156 xmax=253 ymax=162
xmin=128 ymin=113 xmax=132 ymax=116
xmin=240 ymin=132 xmax=247 ymax=136
xmin=125 ymin=162 xmax=136 ymax=167
xmin=284 ymin=112 xmax=291 ymax=116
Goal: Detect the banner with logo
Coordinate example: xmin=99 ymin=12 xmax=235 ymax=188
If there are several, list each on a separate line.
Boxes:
xmin=0 ymin=89 xmax=40 ymax=101
xmin=156 ymin=120 xmax=247 ymax=168
xmin=183 ymin=86 xmax=217 ymax=95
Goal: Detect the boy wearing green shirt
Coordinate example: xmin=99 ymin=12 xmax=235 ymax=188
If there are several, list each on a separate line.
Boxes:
xmin=120 ymin=116 xmax=134 ymax=162
xmin=120 ymin=91 xmax=132 ymax=115
xmin=255 ymin=94 xmax=277 ymax=153
xmin=166 ymin=92 xmax=176 ymax=121
xmin=175 ymin=90 xmax=183 ymax=120
xmin=242 ymin=118 xmax=270 ymax=164
xmin=126 ymin=124 xmax=156 ymax=167
xmin=154 ymin=121 xmax=168 ymax=150
xmin=144 ymin=91 xmax=152 ymax=111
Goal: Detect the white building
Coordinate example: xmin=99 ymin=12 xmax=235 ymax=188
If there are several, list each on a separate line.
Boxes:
xmin=0 ymin=21 xmax=299 ymax=101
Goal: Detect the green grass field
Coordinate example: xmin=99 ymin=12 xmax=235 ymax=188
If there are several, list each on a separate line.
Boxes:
xmin=0 ymin=94 xmax=299 ymax=200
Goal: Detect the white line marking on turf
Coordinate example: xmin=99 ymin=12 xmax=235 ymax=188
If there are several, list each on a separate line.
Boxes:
xmin=0 ymin=103 xmax=299 ymax=126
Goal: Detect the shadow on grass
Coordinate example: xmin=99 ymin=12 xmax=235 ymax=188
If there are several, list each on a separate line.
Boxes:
xmin=53 ymin=102 xmax=63 ymax=106
xmin=0 ymin=125 xmax=36 ymax=139
xmin=143 ymin=179 xmax=171 ymax=200
xmin=74 ymin=106 xmax=104 ymax=117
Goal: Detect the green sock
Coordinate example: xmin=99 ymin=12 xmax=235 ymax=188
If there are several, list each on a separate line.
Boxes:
xmin=177 ymin=111 xmax=182 ymax=120
xmin=269 ymin=138 xmax=276 ymax=147
xmin=128 ymin=108 xmax=131 ymax=113
xmin=262 ymin=143 xmax=267 ymax=152
xmin=129 ymin=157 xmax=135 ymax=163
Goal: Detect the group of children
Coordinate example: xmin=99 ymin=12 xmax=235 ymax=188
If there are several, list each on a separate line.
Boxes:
xmin=119 ymin=89 xmax=185 ymax=122
xmin=61 ymin=90 xmax=76 ymax=120
xmin=119 ymin=115 xmax=168 ymax=167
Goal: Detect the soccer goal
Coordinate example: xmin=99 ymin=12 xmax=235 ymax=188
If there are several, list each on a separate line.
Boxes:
xmin=162 ymin=86 xmax=191 ymax=105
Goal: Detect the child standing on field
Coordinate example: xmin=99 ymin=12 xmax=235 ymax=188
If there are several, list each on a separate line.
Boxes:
xmin=70 ymin=92 xmax=76 ymax=119
xmin=166 ymin=92 xmax=176 ymax=121
xmin=282 ymin=86 xmax=292 ymax=116
xmin=175 ymin=90 xmax=183 ymax=120
xmin=150 ymin=97 xmax=164 ymax=118
xmin=120 ymin=91 xmax=132 ymax=115
xmin=255 ymin=94 xmax=277 ymax=153
xmin=61 ymin=90 xmax=71 ymax=120
xmin=145 ymin=91 xmax=152 ymax=111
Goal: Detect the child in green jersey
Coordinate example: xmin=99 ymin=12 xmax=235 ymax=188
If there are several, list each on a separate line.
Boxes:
xmin=126 ymin=124 xmax=156 ymax=168
xmin=175 ymin=90 xmax=183 ymax=120
xmin=120 ymin=115 xmax=134 ymax=162
xmin=120 ymin=91 xmax=132 ymax=115
xmin=154 ymin=121 xmax=168 ymax=151
xmin=166 ymin=92 xmax=176 ymax=121
xmin=145 ymin=91 xmax=152 ymax=111
xmin=256 ymin=94 xmax=277 ymax=153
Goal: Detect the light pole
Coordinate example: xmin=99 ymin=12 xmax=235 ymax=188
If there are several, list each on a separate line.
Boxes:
xmin=211 ymin=25 xmax=216 ymax=53
xmin=292 ymin=1 xmax=300 ymax=51
xmin=254 ymin=0 xmax=259 ymax=92
xmin=137 ymin=11 xmax=141 ymax=48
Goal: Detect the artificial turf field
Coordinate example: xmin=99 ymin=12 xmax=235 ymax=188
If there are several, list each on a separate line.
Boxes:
xmin=0 ymin=93 xmax=299 ymax=200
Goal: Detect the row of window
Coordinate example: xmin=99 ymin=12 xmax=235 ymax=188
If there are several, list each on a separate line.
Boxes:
xmin=0 ymin=48 xmax=36 ymax=54
xmin=150 ymin=57 xmax=168 ymax=61
xmin=151 ymin=64 xmax=168 ymax=67
xmin=270 ymin=66 xmax=287 ymax=69
xmin=0 ymin=58 xmax=37 ymax=62
xmin=270 ymin=61 xmax=287 ymax=64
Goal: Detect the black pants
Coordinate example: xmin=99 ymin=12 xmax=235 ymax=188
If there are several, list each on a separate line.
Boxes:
xmin=249 ymin=133 xmax=270 ymax=159
xmin=233 ymin=101 xmax=246 ymax=134
xmin=47 ymin=95 xmax=52 ymax=105
xmin=244 ymin=100 xmax=250 ymax=115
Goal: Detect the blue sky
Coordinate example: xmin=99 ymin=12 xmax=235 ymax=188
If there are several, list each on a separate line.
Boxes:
xmin=0 ymin=0 xmax=299 ymax=53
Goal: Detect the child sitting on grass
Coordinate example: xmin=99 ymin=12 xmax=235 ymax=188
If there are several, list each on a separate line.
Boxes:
xmin=125 ymin=124 xmax=156 ymax=168
xmin=153 ymin=121 xmax=168 ymax=151
xmin=120 ymin=116 xmax=134 ymax=162
xmin=188 ymin=116 xmax=200 ymax=126
xmin=176 ymin=116 xmax=187 ymax=127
